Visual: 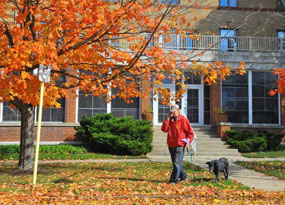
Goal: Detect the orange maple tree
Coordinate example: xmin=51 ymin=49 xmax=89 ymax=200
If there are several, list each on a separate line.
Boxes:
xmin=0 ymin=0 xmax=243 ymax=171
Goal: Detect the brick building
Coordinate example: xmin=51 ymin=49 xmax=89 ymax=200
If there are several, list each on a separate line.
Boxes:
xmin=0 ymin=0 xmax=285 ymax=143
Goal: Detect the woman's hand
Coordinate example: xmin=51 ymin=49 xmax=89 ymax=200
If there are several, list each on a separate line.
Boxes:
xmin=167 ymin=112 xmax=173 ymax=121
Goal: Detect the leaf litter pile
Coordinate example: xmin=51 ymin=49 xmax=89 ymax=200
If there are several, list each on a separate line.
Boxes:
xmin=0 ymin=162 xmax=284 ymax=204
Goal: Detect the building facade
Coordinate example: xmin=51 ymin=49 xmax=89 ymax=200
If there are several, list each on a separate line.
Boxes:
xmin=1 ymin=0 xmax=285 ymax=143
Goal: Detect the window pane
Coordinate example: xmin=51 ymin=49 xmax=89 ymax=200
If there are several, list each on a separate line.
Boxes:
xmin=51 ymin=108 xmax=65 ymax=121
xmin=3 ymin=106 xmax=21 ymax=121
xmin=2 ymin=102 xmax=21 ymax=121
xmin=252 ymin=72 xmax=279 ymax=124
xmin=253 ymin=98 xmax=264 ymax=110
xmin=222 ymin=73 xmax=248 ymax=123
xmin=220 ymin=0 xmax=228 ymax=6
xmin=79 ymin=94 xmax=92 ymax=108
xmin=229 ymin=0 xmax=237 ymax=7
xmin=252 ymin=85 xmax=265 ymax=97
xmin=78 ymin=109 xmax=93 ymax=120
xmin=184 ymin=73 xmax=201 ymax=84
xmin=41 ymin=109 xmax=51 ymax=121
xmin=93 ymin=96 xmax=107 ymax=108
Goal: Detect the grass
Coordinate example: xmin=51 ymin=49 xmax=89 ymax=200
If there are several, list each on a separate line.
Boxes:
xmin=236 ymin=161 xmax=285 ymax=180
xmin=0 ymin=162 xmax=284 ymax=204
xmin=241 ymin=150 xmax=285 ymax=158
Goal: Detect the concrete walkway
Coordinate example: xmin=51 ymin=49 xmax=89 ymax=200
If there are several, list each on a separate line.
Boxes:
xmin=148 ymin=156 xmax=285 ymax=191
xmin=1 ymin=156 xmax=284 ymax=191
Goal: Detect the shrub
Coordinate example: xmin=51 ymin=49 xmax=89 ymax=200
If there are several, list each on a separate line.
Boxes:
xmin=0 ymin=145 xmax=20 ymax=154
xmin=265 ymin=133 xmax=284 ymax=151
xmin=75 ymin=113 xmax=153 ymax=155
xmin=226 ymin=130 xmax=283 ymax=153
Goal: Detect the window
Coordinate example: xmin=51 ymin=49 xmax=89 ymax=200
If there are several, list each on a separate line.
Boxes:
xmin=277 ymin=31 xmax=285 ymax=50
xmin=204 ymin=85 xmax=211 ymax=124
xmin=220 ymin=0 xmax=237 ymax=7
xmin=37 ymin=76 xmax=65 ymax=122
xmin=3 ymin=98 xmax=65 ymax=122
xmin=277 ymin=0 xmax=285 ymax=10
xmin=222 ymin=73 xmax=248 ymax=123
xmin=37 ymin=98 xmax=65 ymax=122
xmin=2 ymin=102 xmax=21 ymax=122
xmin=252 ymin=72 xmax=278 ymax=124
xmin=220 ymin=29 xmax=237 ymax=52
xmin=111 ymin=89 xmax=139 ymax=119
xmin=78 ymin=92 xmax=107 ymax=121
xmin=184 ymin=73 xmax=201 ymax=84
xmin=222 ymin=71 xmax=280 ymax=124
xmin=162 ymin=0 xmax=178 ymax=5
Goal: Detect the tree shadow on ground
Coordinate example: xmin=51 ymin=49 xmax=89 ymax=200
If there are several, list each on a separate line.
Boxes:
xmin=0 ymin=167 xmax=59 ymax=176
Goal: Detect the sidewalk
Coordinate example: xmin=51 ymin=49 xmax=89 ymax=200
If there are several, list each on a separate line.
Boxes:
xmin=148 ymin=155 xmax=285 ymax=191
xmin=1 ymin=156 xmax=284 ymax=191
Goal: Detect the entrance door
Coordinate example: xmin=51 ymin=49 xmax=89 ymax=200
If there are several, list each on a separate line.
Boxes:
xmin=153 ymin=84 xmax=175 ymax=125
xmin=182 ymin=85 xmax=203 ymax=125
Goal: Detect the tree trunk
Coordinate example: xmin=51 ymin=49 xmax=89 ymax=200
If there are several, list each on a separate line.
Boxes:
xmin=17 ymin=103 xmax=35 ymax=171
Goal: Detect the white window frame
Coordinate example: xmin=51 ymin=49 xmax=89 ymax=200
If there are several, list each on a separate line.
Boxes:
xmin=222 ymin=71 xmax=281 ymax=125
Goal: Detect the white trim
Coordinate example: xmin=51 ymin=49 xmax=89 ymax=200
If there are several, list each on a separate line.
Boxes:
xmin=182 ymin=85 xmax=203 ymax=125
xmin=107 ymin=87 xmax=111 ymax=113
xmin=278 ymin=92 xmax=281 ymax=125
xmin=248 ymin=71 xmax=253 ymax=124
xmin=75 ymin=89 xmax=79 ymax=123
xmin=0 ymin=102 xmax=2 ymax=122
xmin=153 ymin=84 xmax=175 ymax=125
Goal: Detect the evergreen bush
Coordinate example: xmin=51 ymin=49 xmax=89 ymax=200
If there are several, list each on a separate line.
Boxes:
xmin=75 ymin=113 xmax=153 ymax=155
xmin=226 ymin=130 xmax=283 ymax=153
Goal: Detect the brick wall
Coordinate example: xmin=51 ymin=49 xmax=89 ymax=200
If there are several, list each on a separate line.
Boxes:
xmin=0 ymin=125 xmax=78 ymax=142
xmin=141 ymin=74 xmax=152 ymax=114
xmin=65 ymin=88 xmax=77 ymax=123
xmin=210 ymin=78 xmax=221 ymax=124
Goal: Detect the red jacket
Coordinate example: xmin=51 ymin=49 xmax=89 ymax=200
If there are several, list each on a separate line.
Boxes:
xmin=161 ymin=114 xmax=194 ymax=148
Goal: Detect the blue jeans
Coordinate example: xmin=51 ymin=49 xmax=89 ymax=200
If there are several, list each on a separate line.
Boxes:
xmin=168 ymin=146 xmax=188 ymax=183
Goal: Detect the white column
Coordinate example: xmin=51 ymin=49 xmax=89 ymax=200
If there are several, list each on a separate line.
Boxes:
xmin=0 ymin=102 xmax=3 ymax=122
xmin=75 ymin=89 xmax=79 ymax=123
xmin=248 ymin=71 xmax=253 ymax=125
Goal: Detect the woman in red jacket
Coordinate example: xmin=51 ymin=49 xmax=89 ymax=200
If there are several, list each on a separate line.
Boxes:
xmin=161 ymin=104 xmax=194 ymax=184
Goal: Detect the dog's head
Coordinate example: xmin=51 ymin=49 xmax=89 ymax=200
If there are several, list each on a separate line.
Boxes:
xmin=206 ymin=161 xmax=215 ymax=172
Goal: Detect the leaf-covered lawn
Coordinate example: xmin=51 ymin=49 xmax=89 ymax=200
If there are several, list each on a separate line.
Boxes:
xmin=236 ymin=161 xmax=285 ymax=180
xmin=242 ymin=150 xmax=285 ymax=158
xmin=0 ymin=162 xmax=284 ymax=204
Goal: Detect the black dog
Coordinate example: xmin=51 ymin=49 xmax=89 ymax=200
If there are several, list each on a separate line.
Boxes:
xmin=206 ymin=157 xmax=229 ymax=182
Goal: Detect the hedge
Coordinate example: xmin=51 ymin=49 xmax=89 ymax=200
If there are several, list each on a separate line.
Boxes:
xmin=75 ymin=113 xmax=153 ymax=155
xmin=226 ymin=130 xmax=283 ymax=153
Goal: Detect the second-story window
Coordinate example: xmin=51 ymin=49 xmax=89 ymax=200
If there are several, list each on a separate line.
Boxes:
xmin=220 ymin=0 xmax=237 ymax=7
xmin=277 ymin=0 xmax=285 ymax=10
xmin=162 ymin=0 xmax=178 ymax=6
xmin=277 ymin=30 xmax=285 ymax=50
xmin=220 ymin=29 xmax=237 ymax=52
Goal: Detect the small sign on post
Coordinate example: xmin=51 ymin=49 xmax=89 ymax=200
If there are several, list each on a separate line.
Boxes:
xmin=38 ymin=64 xmax=51 ymax=83
xmin=33 ymin=64 xmax=51 ymax=186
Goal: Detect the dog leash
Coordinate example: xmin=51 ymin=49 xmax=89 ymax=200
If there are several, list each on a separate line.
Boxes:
xmin=186 ymin=148 xmax=197 ymax=182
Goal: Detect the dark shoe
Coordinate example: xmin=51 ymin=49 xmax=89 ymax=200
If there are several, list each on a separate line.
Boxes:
xmin=180 ymin=177 xmax=189 ymax=182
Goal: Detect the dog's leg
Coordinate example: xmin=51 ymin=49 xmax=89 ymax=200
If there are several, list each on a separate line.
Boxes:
xmin=225 ymin=165 xmax=229 ymax=180
xmin=215 ymin=172 xmax=219 ymax=182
